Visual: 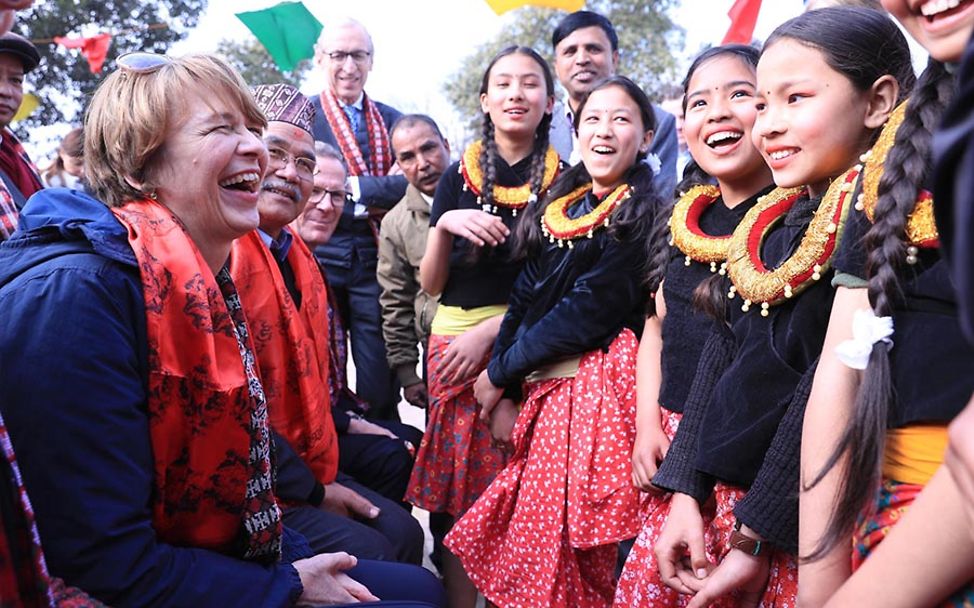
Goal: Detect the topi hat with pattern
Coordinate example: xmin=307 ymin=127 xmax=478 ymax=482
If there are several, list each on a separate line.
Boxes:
xmin=251 ymin=83 xmax=316 ymax=135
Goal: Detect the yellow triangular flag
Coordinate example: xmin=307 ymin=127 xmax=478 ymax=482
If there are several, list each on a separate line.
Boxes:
xmin=13 ymin=92 xmax=38 ymax=122
xmin=484 ymin=0 xmax=584 ymax=16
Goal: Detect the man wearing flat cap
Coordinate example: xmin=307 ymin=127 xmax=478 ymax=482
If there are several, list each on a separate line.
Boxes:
xmin=0 ymin=31 xmax=43 ymax=242
xmin=230 ymin=83 xmax=423 ymax=566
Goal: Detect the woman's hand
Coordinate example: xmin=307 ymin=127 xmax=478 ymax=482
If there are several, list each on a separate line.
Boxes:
xmin=488 ymin=398 xmax=519 ymax=449
xmin=347 ymin=416 xmax=398 ymax=439
xmin=473 ymin=369 xmax=504 ymax=413
xmin=631 ymin=424 xmax=671 ymax=492
xmin=321 ymin=482 xmax=380 ymax=520
xmin=436 ymin=209 xmax=509 ymax=247
xmin=441 ymin=322 xmax=495 ymax=385
xmin=685 ymin=545 xmax=771 ymax=608
xmin=655 ymin=492 xmax=712 ymax=595
xmin=293 ymin=552 xmax=379 ymax=605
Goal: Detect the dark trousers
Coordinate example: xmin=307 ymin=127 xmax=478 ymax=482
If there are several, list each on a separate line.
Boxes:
xmin=282 ymin=474 xmax=424 ymax=565
xmin=339 ymin=421 xmax=424 ymax=505
xmin=323 ymin=249 xmax=400 ymax=421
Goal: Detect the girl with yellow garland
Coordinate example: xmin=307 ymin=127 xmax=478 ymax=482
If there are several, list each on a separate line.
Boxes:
xmin=443 ymin=75 xmax=663 ymax=608
xmin=406 ymin=45 xmax=559 ymax=608
xmin=799 ymin=1 xmax=974 ymax=605
xmin=645 ymin=8 xmax=915 ymax=607
xmin=614 ymin=43 xmax=774 ymax=608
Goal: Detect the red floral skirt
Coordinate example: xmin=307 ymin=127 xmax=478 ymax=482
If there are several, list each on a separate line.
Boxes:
xmin=446 ymin=330 xmax=641 ymax=608
xmin=405 ymin=333 xmax=507 ymax=516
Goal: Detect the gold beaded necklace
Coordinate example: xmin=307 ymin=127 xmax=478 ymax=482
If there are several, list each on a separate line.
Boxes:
xmin=725 ymin=165 xmax=859 ymax=316
xmin=669 ymin=184 xmax=733 ymax=274
xmin=540 ymin=183 xmax=631 ymax=249
xmin=858 ymin=100 xmax=939 ymax=257
xmin=459 ymin=140 xmax=560 ymax=216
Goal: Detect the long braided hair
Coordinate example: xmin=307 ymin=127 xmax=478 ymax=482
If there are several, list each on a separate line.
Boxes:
xmin=806 ymin=58 xmax=955 ymax=561
xmin=477 ymin=45 xmax=555 ymax=215
xmin=511 ymin=76 xmax=661 ymax=291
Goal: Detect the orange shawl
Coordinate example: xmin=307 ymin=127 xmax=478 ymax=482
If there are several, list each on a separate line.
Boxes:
xmin=112 ymin=199 xmax=281 ymax=560
xmin=230 ymin=230 xmax=339 ymax=485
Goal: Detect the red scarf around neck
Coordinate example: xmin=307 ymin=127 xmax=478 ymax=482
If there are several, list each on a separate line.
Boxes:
xmin=230 ymin=231 xmax=339 ymax=485
xmin=112 ymin=199 xmax=281 ymax=561
xmin=319 ymin=88 xmax=393 ymax=177
xmin=0 ymin=129 xmax=42 ymax=200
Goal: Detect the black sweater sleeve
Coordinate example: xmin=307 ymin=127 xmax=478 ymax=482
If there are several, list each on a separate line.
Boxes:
xmin=733 ymin=359 xmax=817 ymax=555
xmin=486 ymin=236 xmax=645 ymax=388
xmin=652 ymin=327 xmax=735 ymax=502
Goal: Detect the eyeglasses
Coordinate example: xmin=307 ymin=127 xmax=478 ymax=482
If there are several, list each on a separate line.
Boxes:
xmin=325 ymin=50 xmax=372 ymax=64
xmin=308 ymin=187 xmax=348 ymax=205
xmin=267 ymin=146 xmax=317 ymax=181
xmin=116 ymin=52 xmax=172 ymax=75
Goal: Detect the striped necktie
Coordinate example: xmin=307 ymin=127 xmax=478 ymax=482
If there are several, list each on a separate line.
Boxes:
xmin=343 ymin=104 xmax=361 ymax=133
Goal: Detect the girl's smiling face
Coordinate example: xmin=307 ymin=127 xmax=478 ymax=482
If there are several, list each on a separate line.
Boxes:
xmin=577 ymin=84 xmax=653 ymax=196
xmin=881 ymin=0 xmax=974 ymax=63
xmin=753 ymin=39 xmax=888 ymax=197
xmin=683 ymin=54 xmax=770 ymax=196
xmin=480 ymin=52 xmax=554 ymax=141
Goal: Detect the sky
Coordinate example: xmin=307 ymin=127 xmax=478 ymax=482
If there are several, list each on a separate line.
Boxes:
xmin=172 ymin=0 xmax=806 ymax=145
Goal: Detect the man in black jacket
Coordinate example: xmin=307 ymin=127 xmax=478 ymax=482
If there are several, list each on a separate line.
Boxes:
xmin=310 ymin=17 xmax=406 ymax=421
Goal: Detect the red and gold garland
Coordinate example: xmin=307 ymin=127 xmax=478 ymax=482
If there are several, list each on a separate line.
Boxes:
xmin=859 ymin=100 xmax=939 ymax=250
xmin=460 ymin=140 xmax=560 ymax=215
xmin=540 ymin=183 xmax=631 ymax=249
xmin=669 ymin=184 xmax=732 ymax=273
xmin=726 ymin=165 xmax=859 ymax=316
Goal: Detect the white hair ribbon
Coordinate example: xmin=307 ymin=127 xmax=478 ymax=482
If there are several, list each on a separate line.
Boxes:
xmin=646 ymin=152 xmax=662 ymax=176
xmin=835 ymin=309 xmax=894 ymax=370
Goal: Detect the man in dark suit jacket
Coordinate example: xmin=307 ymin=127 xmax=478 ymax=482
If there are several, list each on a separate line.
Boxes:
xmin=310 ymin=18 xmax=407 ymax=421
xmin=548 ymin=10 xmax=679 ymax=200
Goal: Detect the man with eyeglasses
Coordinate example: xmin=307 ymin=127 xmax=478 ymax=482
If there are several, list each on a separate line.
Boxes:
xmin=310 ymin=17 xmax=406 ymax=423
xmin=231 ymin=84 xmax=424 ymax=568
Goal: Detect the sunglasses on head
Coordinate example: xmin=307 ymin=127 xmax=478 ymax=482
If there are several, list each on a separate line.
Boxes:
xmin=116 ymin=52 xmax=172 ymax=75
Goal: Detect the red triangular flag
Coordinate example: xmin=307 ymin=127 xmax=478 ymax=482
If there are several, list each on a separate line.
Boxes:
xmin=54 ymin=33 xmax=113 ymax=73
xmin=722 ymin=0 xmax=762 ymax=45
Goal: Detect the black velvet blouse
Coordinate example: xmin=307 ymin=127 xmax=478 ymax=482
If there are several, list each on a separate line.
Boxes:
xmin=658 ymin=189 xmax=768 ymax=413
xmin=429 ymin=156 xmax=534 ymax=309
xmin=694 ymin=194 xmax=834 ymax=489
xmin=834 ymin=203 xmax=974 ymax=427
xmin=486 ymin=190 xmax=652 ymax=390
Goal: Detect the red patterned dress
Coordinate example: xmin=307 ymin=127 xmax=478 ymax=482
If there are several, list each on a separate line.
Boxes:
xmin=447 ymin=332 xmax=642 ymax=608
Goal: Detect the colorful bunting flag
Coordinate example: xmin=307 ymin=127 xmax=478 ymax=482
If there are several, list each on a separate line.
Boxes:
xmin=13 ymin=92 xmax=38 ymax=122
xmin=484 ymin=0 xmax=585 ymax=16
xmin=236 ymin=1 xmax=323 ymax=72
xmin=53 ymin=33 xmax=113 ymax=73
xmin=722 ymin=0 xmax=762 ymax=45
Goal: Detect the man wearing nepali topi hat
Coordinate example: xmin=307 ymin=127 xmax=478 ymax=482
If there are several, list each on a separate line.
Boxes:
xmin=0 ymin=31 xmax=44 ymax=242
xmin=229 ymin=83 xmax=424 ymax=567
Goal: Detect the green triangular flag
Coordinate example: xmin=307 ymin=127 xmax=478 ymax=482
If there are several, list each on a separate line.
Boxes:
xmin=236 ymin=1 xmax=323 ymax=72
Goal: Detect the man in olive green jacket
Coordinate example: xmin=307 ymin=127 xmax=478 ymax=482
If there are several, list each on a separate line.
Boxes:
xmin=377 ymin=115 xmax=449 ymax=408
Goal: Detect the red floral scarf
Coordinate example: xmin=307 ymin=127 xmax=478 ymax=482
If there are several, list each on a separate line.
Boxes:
xmin=0 ymin=129 xmax=42 ymax=242
xmin=230 ymin=231 xmax=339 ymax=485
xmin=319 ymin=88 xmax=393 ymax=177
xmin=112 ymin=199 xmax=281 ymax=562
